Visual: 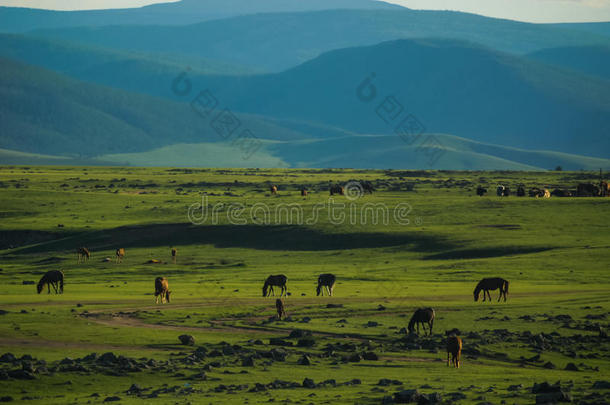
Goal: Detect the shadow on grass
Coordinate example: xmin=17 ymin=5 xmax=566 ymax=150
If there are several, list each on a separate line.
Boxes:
xmin=423 ymin=246 xmax=554 ymax=260
xmin=5 ymin=223 xmax=457 ymax=254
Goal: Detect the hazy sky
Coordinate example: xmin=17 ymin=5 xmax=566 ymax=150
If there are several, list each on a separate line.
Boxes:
xmin=1 ymin=0 xmax=609 ymax=22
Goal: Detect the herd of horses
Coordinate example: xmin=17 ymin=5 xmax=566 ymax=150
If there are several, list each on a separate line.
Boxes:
xmin=37 ymin=249 xmax=510 ymax=369
xmin=269 ymin=181 xmax=375 ymax=197
xmin=478 ymin=180 xmax=610 ymax=198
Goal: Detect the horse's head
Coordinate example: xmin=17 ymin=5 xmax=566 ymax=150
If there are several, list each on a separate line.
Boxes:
xmin=262 ymin=284 xmax=268 ymax=297
xmin=316 ymin=284 xmax=322 ymax=296
xmin=473 ymin=288 xmax=480 ymax=302
xmin=36 ymin=282 xmax=43 ymax=294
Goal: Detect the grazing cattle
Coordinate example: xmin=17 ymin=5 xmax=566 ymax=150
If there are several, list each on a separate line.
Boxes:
xmin=115 ymin=248 xmax=125 ymax=263
xmin=263 ymin=274 xmax=288 ymax=297
xmin=171 ymin=248 xmax=177 ymax=264
xmin=474 ymin=277 xmax=509 ymax=302
xmin=577 ymin=183 xmax=599 ymax=197
xmin=407 ymin=308 xmax=435 ymax=336
xmin=516 ymin=185 xmax=526 ymax=197
xmin=362 ymin=181 xmax=375 ymax=194
xmin=154 ymin=277 xmax=171 ymax=304
xmin=329 ymin=184 xmax=344 ymax=196
xmin=77 ymin=247 xmax=90 ymax=263
xmin=551 ymin=189 xmax=571 ymax=197
xmin=476 ymin=186 xmax=487 ymax=196
xmin=37 ymin=270 xmax=64 ymax=294
xmin=275 ymin=299 xmax=287 ymax=320
xmin=447 ymin=335 xmax=463 ymax=368
xmin=301 ymin=188 xmax=308 ymax=197
xmin=316 ymin=274 xmax=336 ymax=296
xmin=496 ymin=185 xmax=505 ymax=197
xmin=270 ymin=185 xmax=278 ymax=195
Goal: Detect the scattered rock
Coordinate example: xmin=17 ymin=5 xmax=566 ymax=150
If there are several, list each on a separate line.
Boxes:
xmin=565 ymin=363 xmax=579 ymax=371
xmin=297 ymin=355 xmax=311 ymax=366
xmin=347 ymin=353 xmax=362 ymax=362
xmin=241 ymin=357 xmax=255 ymax=367
xmin=326 ymin=304 xmax=343 ymax=309
xmin=103 ymin=396 xmax=121 ymax=402
xmin=288 ymin=329 xmax=311 ymax=339
xmin=394 ymin=389 xmax=421 ymax=403
xmin=0 ymin=353 xmax=16 ymax=363
xmin=303 ymin=378 xmax=316 ymax=389
xmin=362 ymin=352 xmax=379 ymax=361
xmin=592 ymin=381 xmax=610 ymax=389
xmin=269 ymin=338 xmax=292 ymax=347
xmin=178 ymin=335 xmax=195 ymax=346
xmin=297 ymin=337 xmax=316 ymax=348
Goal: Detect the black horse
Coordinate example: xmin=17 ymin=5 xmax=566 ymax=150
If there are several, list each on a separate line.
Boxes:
xmin=473 ymin=277 xmax=509 ymax=302
xmin=263 ymin=275 xmax=287 ymax=297
xmin=37 ymin=270 xmax=64 ymax=294
xmin=316 ymin=273 xmax=336 ymax=296
xmin=407 ymin=308 xmax=435 ymax=335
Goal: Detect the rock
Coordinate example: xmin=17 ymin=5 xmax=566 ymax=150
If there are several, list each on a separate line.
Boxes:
xmin=103 ymin=396 xmax=121 ymax=402
xmin=532 ymin=382 xmax=562 ymax=394
xmin=447 ymin=392 xmax=467 ymax=401
xmin=98 ymin=352 xmax=117 ymax=364
xmin=378 ymin=379 xmax=402 ymax=387
xmin=297 ymin=337 xmax=316 ymax=348
xmin=362 ymin=352 xmax=379 ymax=361
xmin=303 ymin=378 xmax=316 ymax=389
xmin=508 ymin=384 xmax=523 ymax=391
xmin=7 ymin=370 xmax=35 ymax=380
xmin=347 ymin=353 xmax=362 ymax=362
xmin=189 ymin=372 xmax=207 ymax=381
xmin=326 ymin=304 xmax=343 ymax=308
xmin=126 ymin=384 xmax=142 ymax=395
xmin=0 ymin=353 xmax=16 ymax=363
xmin=22 ymin=281 xmax=35 ymax=285
xmin=592 ymin=381 xmax=610 ymax=389
xmin=382 ymin=395 xmax=394 ymax=404
xmin=288 ymin=329 xmax=311 ymax=338
xmin=269 ymin=338 xmax=292 ymax=347
xmin=543 ymin=361 xmax=556 ymax=369
xmin=178 ymin=335 xmax=195 ymax=346
xmin=270 ymin=349 xmax=287 ymax=362
xmin=565 ymin=363 xmax=579 ymax=371
xmin=241 ymin=357 xmax=255 ymax=367
xmin=394 ymin=389 xmax=421 ymax=403
xmin=366 ymin=321 xmax=379 ymax=327
xmin=398 ymin=327 xmax=408 ymax=334
xmin=535 ymin=391 xmax=572 ymax=403
xmin=0 ymin=397 xmax=13 ymax=402
xmin=377 ymin=305 xmax=386 ymax=311
xmin=297 ymin=355 xmax=311 ymax=366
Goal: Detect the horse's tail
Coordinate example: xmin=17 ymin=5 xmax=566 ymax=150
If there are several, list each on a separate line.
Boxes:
xmin=59 ymin=272 xmax=64 ymax=293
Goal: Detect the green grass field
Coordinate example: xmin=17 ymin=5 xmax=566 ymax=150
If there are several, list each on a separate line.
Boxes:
xmin=0 ymin=166 xmax=608 ymax=404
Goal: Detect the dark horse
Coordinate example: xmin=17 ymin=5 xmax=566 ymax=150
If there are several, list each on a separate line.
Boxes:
xmin=276 ymin=299 xmax=287 ymax=320
xmin=37 ymin=270 xmax=64 ymax=294
xmin=474 ymin=277 xmax=509 ymax=302
xmin=316 ymin=273 xmax=336 ymax=296
xmin=263 ymin=275 xmax=287 ymax=297
xmin=407 ymin=308 xmax=435 ymax=335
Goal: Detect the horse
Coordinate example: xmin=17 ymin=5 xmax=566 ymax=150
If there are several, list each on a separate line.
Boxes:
xmin=171 ymin=248 xmax=177 ymax=264
xmin=115 ymin=248 xmax=125 ymax=263
xmin=600 ymin=181 xmax=609 ymax=197
xmin=330 ymin=184 xmax=344 ymax=196
xmin=263 ymin=275 xmax=287 ymax=297
xmin=474 ymin=277 xmax=509 ymax=302
xmin=476 ymin=186 xmax=487 ymax=196
xmin=551 ymin=189 xmax=571 ymax=197
xmin=516 ymin=185 xmax=526 ymax=197
xmin=37 ymin=270 xmax=64 ymax=294
xmin=77 ymin=247 xmax=90 ymax=263
xmin=301 ymin=188 xmax=308 ymax=197
xmin=496 ymin=185 xmax=505 ymax=197
xmin=316 ymin=273 xmax=336 ymax=296
xmin=577 ymin=183 xmax=599 ymax=197
xmin=270 ymin=185 xmax=278 ymax=195
xmin=154 ymin=277 xmax=171 ymax=304
xmin=275 ymin=299 xmax=287 ymax=320
xmin=362 ymin=181 xmax=375 ymax=194
xmin=407 ymin=308 xmax=435 ymax=336
xmin=541 ymin=189 xmax=550 ymax=198
xmin=447 ymin=335 xmax=462 ymax=368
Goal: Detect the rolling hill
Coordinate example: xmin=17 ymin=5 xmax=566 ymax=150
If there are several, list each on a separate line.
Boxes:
xmin=30 ymin=9 xmax=610 ymax=72
xmin=0 ymin=0 xmax=400 ymax=33
xmin=527 ymin=45 xmax=610 ymax=80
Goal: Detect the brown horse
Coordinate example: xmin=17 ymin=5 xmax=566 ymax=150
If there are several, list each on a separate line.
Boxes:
xmin=263 ymin=275 xmax=287 ymax=297
xmin=474 ymin=277 xmax=509 ymax=302
xmin=116 ymin=248 xmax=125 ymax=263
xmin=171 ymin=248 xmax=177 ymax=264
xmin=301 ymin=188 xmax=308 ymax=197
xmin=276 ymin=299 xmax=287 ymax=320
xmin=447 ymin=335 xmax=462 ymax=368
xmin=37 ymin=270 xmax=64 ymax=294
xmin=154 ymin=277 xmax=171 ymax=304
xmin=77 ymin=247 xmax=90 ymax=263
xmin=316 ymin=273 xmax=336 ymax=296
xmin=329 ymin=184 xmax=344 ymax=196
xmin=270 ymin=185 xmax=278 ymax=195
xmin=408 ymin=308 xmax=435 ymax=335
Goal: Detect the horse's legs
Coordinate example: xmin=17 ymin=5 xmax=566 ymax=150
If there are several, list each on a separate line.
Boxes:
xmin=429 ymin=320 xmax=434 ymax=336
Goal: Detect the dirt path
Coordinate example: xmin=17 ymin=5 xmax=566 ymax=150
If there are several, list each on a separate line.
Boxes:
xmin=0 ymin=336 xmax=153 ymax=352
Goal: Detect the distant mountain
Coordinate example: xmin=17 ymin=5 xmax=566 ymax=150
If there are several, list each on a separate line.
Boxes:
xmin=527 ymin=45 xmax=610 ymax=80
xmin=0 ymin=57 xmax=310 ymax=158
xmin=31 ymin=9 xmax=610 ymax=72
xmin=551 ymin=22 xmax=610 ymax=39
xmin=182 ymin=39 xmax=610 ymax=158
xmin=0 ymin=0 xmax=400 ymax=33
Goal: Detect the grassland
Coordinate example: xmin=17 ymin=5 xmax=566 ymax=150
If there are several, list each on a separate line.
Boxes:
xmin=0 ymin=166 xmax=608 ymax=404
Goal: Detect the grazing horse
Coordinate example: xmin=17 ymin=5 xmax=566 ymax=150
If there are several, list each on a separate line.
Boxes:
xmin=77 ymin=247 xmax=90 ymax=263
xmin=516 ymin=185 xmax=526 ymax=197
xmin=154 ymin=277 xmax=171 ymax=304
xmin=263 ymin=274 xmax=287 ymax=297
xmin=474 ymin=277 xmax=509 ymax=302
xmin=476 ymin=186 xmax=487 ymax=196
xmin=496 ymin=185 xmax=505 ymax=197
xmin=577 ymin=183 xmax=599 ymax=197
xmin=316 ymin=273 xmax=336 ymax=296
xmin=171 ymin=248 xmax=177 ymax=264
xmin=600 ymin=181 xmax=609 ymax=197
xmin=551 ymin=189 xmax=571 ymax=197
xmin=115 ymin=248 xmax=125 ymax=263
xmin=329 ymin=184 xmax=344 ymax=196
xmin=276 ymin=299 xmax=287 ymax=320
xmin=362 ymin=181 xmax=375 ymax=194
xmin=301 ymin=188 xmax=308 ymax=197
xmin=37 ymin=270 xmax=64 ymax=294
xmin=447 ymin=335 xmax=463 ymax=368
xmin=270 ymin=185 xmax=278 ymax=195
xmin=407 ymin=308 xmax=435 ymax=336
